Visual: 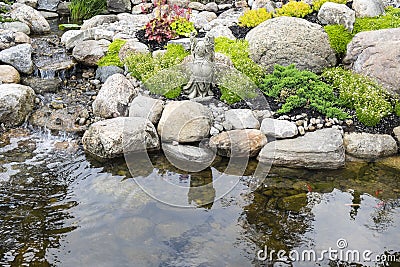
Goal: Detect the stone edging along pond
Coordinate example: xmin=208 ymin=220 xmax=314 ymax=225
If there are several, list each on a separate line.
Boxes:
xmin=0 ymin=0 xmax=399 ymax=170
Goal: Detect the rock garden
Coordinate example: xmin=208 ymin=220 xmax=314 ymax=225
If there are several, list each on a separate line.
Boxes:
xmin=1 ymin=0 xmax=400 ymax=170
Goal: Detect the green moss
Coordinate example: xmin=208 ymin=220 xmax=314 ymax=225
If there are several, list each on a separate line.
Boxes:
xmin=261 ymin=64 xmax=348 ymax=119
xmin=97 ymin=39 xmax=127 ymax=68
xmin=275 ymin=1 xmax=313 ymax=18
xmin=353 ymin=7 xmax=400 ymax=33
xmin=214 ymin=37 xmax=264 ymax=86
xmin=394 ymin=100 xmax=400 ymax=117
xmin=238 ymin=8 xmax=273 ymax=28
xmin=324 ymin=25 xmax=353 ymax=56
xmin=322 ymin=67 xmax=393 ymax=126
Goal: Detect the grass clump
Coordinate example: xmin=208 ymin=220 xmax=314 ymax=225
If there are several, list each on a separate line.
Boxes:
xmin=69 ymin=0 xmax=107 ymax=22
xmin=322 ymin=67 xmax=394 ymax=126
xmin=275 ymin=1 xmax=313 ymax=18
xmin=261 ymin=64 xmax=348 ymax=119
xmin=238 ymin=8 xmax=273 ymax=28
xmin=97 ymin=39 xmax=127 ymax=68
xmin=312 ymin=0 xmax=347 ymax=11
xmin=214 ymin=37 xmax=264 ymax=104
xmin=125 ymin=44 xmax=189 ymax=98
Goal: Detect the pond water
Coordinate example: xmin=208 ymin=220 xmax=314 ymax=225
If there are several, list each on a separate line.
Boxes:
xmin=0 ymin=129 xmax=399 ymax=267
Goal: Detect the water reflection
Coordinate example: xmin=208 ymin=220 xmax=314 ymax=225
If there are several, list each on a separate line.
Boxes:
xmin=1 ymin=129 xmax=399 ymax=266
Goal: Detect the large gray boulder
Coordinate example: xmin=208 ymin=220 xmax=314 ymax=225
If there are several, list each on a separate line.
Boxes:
xmin=92 ymin=73 xmax=139 ymax=118
xmin=95 ymin=65 xmax=124 ymax=83
xmin=81 ymin=15 xmax=119 ymax=31
xmin=0 ymin=21 xmax=31 ymax=35
xmin=107 ymin=0 xmax=131 ymax=13
xmin=352 ymin=0 xmax=385 ymax=17
xmin=209 ymin=129 xmax=267 ymax=157
xmin=207 ymin=25 xmax=235 ymax=40
xmin=0 ymin=44 xmax=33 ymax=74
xmin=224 ymin=109 xmax=260 ymax=130
xmin=162 ymin=143 xmax=216 ymax=172
xmin=258 ymin=128 xmax=345 ymax=169
xmin=343 ymin=28 xmax=400 ymax=95
xmin=260 ymin=118 xmax=298 ymax=139
xmin=10 ymin=3 xmax=50 ymax=33
xmin=37 ymin=0 xmax=59 ymax=11
xmin=318 ymin=2 xmax=355 ymax=31
xmin=72 ymin=39 xmax=110 ymax=66
xmin=0 ymin=84 xmax=36 ymax=127
xmin=82 ymin=117 xmax=160 ymax=159
xmin=344 ymin=132 xmax=398 ymax=160
xmin=157 ymin=100 xmax=213 ymax=143
xmin=246 ymin=17 xmax=336 ymax=73
xmin=129 ymin=95 xmax=164 ymax=125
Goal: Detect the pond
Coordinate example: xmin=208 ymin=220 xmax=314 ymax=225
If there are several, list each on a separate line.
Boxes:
xmin=0 ymin=129 xmax=399 ymax=266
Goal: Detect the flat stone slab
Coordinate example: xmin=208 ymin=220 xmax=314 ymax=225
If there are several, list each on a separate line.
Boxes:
xmin=258 ymin=128 xmax=345 ymax=169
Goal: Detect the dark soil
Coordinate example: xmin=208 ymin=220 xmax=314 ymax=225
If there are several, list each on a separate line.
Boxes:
xmin=229 ymin=25 xmax=252 ymax=39
xmin=136 ymin=29 xmax=169 ymax=52
xmin=304 ymin=11 xmax=320 ymax=24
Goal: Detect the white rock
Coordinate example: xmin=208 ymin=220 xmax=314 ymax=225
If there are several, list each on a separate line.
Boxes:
xmin=260 ymin=118 xmax=298 ymax=139
xmin=0 ymin=84 xmax=36 ymax=127
xmin=82 ymin=117 xmax=160 ymax=159
xmin=10 ymin=3 xmax=50 ymax=33
xmin=129 ymin=95 xmax=164 ymax=125
xmin=0 ymin=43 xmax=33 ymax=74
xmin=318 ymin=2 xmax=355 ymax=31
xmin=224 ymin=109 xmax=260 ymax=130
xmin=352 ymin=0 xmax=385 ymax=17
xmin=157 ymin=100 xmax=213 ymax=143
xmin=93 ymin=73 xmax=139 ymax=118
xmin=344 ymin=132 xmax=398 ymax=159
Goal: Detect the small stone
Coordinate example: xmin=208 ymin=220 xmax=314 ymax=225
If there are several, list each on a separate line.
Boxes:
xmin=214 ymin=123 xmax=224 ymax=132
xmin=345 ymin=119 xmax=353 ymax=126
xmin=78 ymin=117 xmax=86 ymax=126
xmin=315 ymin=118 xmax=321 ymax=124
xmin=172 ymin=141 xmax=179 ymax=146
xmin=316 ymin=123 xmax=324 ymax=129
xmin=295 ymin=120 xmax=304 ymax=126
xmin=333 ymin=118 xmax=339 ymax=124
xmin=310 ymin=118 xmax=317 ymax=125
xmin=50 ymin=101 xmax=64 ymax=109
xmin=35 ymin=97 xmax=40 ymax=104
xmin=308 ymin=125 xmax=316 ymax=131
xmin=210 ymin=126 xmax=219 ymax=136
xmin=325 ymin=121 xmax=332 ymax=127
xmin=298 ymin=126 xmax=305 ymax=135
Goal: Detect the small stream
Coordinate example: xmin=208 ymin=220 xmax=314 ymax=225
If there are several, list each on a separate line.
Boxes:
xmin=0 ymin=128 xmax=399 ymax=266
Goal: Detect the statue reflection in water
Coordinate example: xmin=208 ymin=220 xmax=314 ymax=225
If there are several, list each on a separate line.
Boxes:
xmin=185 ymin=168 xmax=216 ymax=209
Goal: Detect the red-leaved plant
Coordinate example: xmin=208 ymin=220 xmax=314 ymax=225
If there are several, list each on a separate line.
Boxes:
xmin=144 ymin=0 xmax=192 ymax=44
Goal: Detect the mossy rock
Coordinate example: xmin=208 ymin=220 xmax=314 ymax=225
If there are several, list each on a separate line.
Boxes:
xmin=277 ymin=193 xmax=308 ymax=212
